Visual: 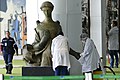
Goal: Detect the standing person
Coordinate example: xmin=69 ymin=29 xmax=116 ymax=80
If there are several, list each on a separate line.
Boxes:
xmin=1 ymin=31 xmax=18 ymax=74
xmin=51 ymin=31 xmax=71 ymax=76
xmin=108 ymin=20 xmax=119 ymax=68
xmin=78 ymin=33 xmax=100 ymax=79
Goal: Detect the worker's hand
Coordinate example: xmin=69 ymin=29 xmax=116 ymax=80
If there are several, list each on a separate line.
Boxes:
xmin=75 ymin=53 xmax=81 ymax=60
xmin=69 ymin=48 xmax=80 ymax=60
xmin=80 ymin=52 xmax=84 ymax=56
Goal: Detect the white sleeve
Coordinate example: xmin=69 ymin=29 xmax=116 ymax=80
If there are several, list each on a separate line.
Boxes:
xmin=82 ymin=39 xmax=91 ymax=57
xmin=108 ymin=28 xmax=113 ymax=36
xmin=78 ymin=39 xmax=92 ymax=64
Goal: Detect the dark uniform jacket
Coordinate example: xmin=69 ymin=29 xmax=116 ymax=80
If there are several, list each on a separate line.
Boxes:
xmin=1 ymin=37 xmax=18 ymax=54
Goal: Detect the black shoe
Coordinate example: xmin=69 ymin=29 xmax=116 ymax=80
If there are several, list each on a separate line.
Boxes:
xmin=6 ymin=71 xmax=8 ymax=74
xmin=6 ymin=71 xmax=12 ymax=74
xmin=115 ymin=65 xmax=118 ymax=68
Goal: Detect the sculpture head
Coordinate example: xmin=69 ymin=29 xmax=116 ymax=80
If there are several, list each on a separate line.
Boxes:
xmin=40 ymin=1 xmax=54 ymax=11
xmin=40 ymin=1 xmax=54 ymax=17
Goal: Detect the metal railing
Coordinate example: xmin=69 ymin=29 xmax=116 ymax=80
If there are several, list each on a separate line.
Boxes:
xmin=2 ymin=75 xmax=120 ymax=80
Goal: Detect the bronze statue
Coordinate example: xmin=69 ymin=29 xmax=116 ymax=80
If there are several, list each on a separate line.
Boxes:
xmin=23 ymin=1 xmax=62 ymax=66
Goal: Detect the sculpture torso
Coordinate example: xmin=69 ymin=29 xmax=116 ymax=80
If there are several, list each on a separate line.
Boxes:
xmin=37 ymin=21 xmax=61 ymax=39
xmin=32 ymin=21 xmax=62 ymax=66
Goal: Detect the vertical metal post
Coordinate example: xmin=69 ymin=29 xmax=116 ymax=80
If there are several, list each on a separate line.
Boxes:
xmin=0 ymin=74 xmax=3 ymax=80
xmin=118 ymin=0 xmax=120 ymax=61
xmin=85 ymin=73 xmax=93 ymax=80
xmin=88 ymin=0 xmax=90 ymax=37
xmin=0 ymin=23 xmax=1 ymax=54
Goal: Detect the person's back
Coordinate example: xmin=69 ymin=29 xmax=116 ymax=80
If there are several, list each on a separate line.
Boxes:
xmin=107 ymin=20 xmax=119 ymax=68
xmin=108 ymin=26 xmax=119 ymax=50
xmin=51 ymin=32 xmax=70 ymax=76
xmin=52 ymin=35 xmax=69 ymax=51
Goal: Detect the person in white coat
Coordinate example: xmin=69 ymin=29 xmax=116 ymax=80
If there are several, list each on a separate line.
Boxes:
xmin=108 ymin=20 xmax=119 ymax=68
xmin=78 ymin=33 xmax=100 ymax=78
xmin=51 ymin=31 xmax=71 ymax=76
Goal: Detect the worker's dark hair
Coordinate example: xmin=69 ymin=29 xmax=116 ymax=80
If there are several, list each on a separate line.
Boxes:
xmin=112 ymin=20 xmax=117 ymax=26
xmin=6 ymin=31 xmax=10 ymax=33
xmin=80 ymin=33 xmax=88 ymax=39
xmin=36 ymin=20 xmax=40 ymax=24
xmin=56 ymin=20 xmax=60 ymax=24
xmin=57 ymin=31 xmax=64 ymax=36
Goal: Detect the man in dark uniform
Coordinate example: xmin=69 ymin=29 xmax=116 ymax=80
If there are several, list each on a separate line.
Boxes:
xmin=1 ymin=31 xmax=18 ymax=74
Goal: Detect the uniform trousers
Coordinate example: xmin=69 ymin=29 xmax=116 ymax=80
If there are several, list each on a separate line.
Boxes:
xmin=55 ymin=66 xmax=69 ymax=76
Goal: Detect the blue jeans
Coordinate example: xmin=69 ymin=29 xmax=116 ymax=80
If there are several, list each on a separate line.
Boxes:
xmin=55 ymin=66 xmax=69 ymax=76
xmin=3 ymin=52 xmax=14 ymax=65
xmin=108 ymin=50 xmax=118 ymax=68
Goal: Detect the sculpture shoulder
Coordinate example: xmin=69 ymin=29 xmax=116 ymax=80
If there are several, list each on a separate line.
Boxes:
xmin=36 ymin=22 xmax=62 ymax=30
xmin=54 ymin=21 xmax=62 ymax=27
xmin=35 ymin=23 xmax=47 ymax=31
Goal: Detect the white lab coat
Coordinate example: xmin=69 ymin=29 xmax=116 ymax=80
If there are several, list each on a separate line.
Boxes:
xmin=51 ymin=35 xmax=71 ymax=71
xmin=108 ymin=26 xmax=119 ymax=50
xmin=78 ymin=38 xmax=100 ymax=73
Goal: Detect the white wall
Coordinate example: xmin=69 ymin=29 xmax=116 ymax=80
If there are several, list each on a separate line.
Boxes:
xmin=52 ymin=0 xmax=82 ymax=52
xmin=26 ymin=0 xmax=38 ymax=44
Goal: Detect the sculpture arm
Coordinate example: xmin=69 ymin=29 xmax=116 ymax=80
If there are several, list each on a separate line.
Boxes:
xmin=33 ymin=29 xmax=51 ymax=53
xmin=32 ymin=28 xmax=41 ymax=45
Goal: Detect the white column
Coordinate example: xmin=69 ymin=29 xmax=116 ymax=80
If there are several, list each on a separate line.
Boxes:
xmin=90 ymin=0 xmax=106 ymax=65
